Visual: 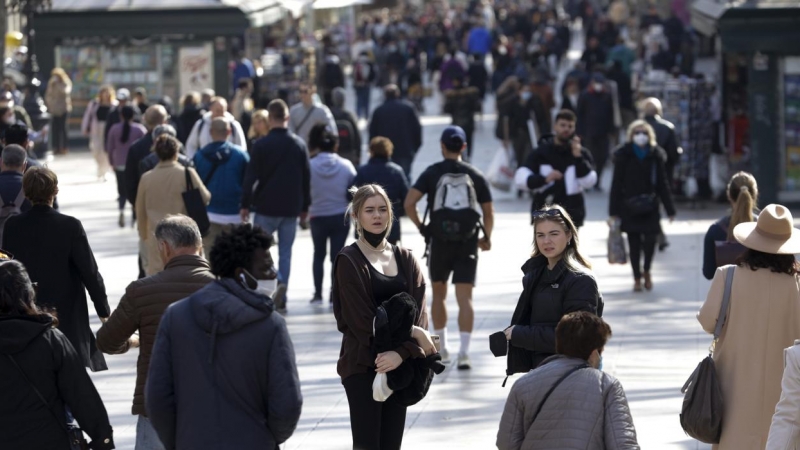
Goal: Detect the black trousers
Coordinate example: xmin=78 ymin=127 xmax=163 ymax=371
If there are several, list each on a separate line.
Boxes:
xmin=627 ymin=232 xmax=658 ymax=279
xmin=343 ymin=372 xmax=407 ymax=450
xmin=464 ymin=124 xmax=474 ymax=161
xmin=113 ymin=169 xmax=127 ymax=210
xmin=585 ymin=135 xmax=610 ymax=187
xmin=51 ymin=114 xmax=69 ymax=150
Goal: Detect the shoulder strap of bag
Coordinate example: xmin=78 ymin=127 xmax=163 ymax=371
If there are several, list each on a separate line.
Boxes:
xmin=202 ymin=158 xmax=222 ymax=186
xmin=295 ymin=107 xmax=316 ymax=133
xmin=532 ymin=363 xmax=589 ymax=423
xmin=5 ymin=354 xmax=71 ymax=437
xmin=713 ymin=266 xmax=735 ymax=342
xmin=3 ymin=186 xmax=25 ymax=210
xmin=184 ymin=166 xmax=194 ymax=192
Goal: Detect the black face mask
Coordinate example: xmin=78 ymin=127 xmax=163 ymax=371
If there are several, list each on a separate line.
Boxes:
xmin=362 ymin=227 xmax=388 ymax=248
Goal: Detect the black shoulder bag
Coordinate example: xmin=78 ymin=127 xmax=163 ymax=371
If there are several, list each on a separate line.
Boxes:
xmin=182 ymin=166 xmax=211 ymax=236
xmin=6 ymin=354 xmax=90 ymax=450
xmin=624 ymin=159 xmax=659 ymax=216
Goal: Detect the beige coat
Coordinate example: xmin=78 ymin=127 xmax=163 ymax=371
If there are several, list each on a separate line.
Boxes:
xmin=135 ymin=161 xmax=210 ymax=275
xmin=699 ymin=265 xmax=800 ymax=450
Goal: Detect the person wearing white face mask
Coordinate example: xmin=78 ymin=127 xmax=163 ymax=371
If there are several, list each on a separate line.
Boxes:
xmin=96 ymin=214 xmax=215 ymax=449
xmin=146 ymin=222 xmax=302 ymax=450
xmin=609 ymin=121 xmax=676 ymax=292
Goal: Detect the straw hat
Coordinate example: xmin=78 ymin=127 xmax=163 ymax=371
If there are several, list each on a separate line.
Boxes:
xmin=733 ymin=204 xmax=800 ymax=255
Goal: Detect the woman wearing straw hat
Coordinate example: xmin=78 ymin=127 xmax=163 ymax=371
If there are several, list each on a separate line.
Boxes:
xmin=698 ymin=204 xmax=800 ymax=449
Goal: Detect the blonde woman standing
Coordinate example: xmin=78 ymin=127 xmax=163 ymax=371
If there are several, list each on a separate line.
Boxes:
xmin=247 ymin=109 xmax=269 ymax=150
xmin=699 ymin=204 xmax=800 ymax=449
xmin=81 ymin=85 xmax=116 ymax=180
xmin=332 ymin=184 xmax=435 ymax=450
xmin=45 ymin=68 xmax=72 ymax=155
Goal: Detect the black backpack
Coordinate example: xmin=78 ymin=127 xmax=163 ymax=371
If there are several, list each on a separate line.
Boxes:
xmin=335 ymin=119 xmax=357 ymax=161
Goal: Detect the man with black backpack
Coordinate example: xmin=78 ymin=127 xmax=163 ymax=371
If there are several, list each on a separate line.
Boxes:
xmin=404 ymin=125 xmax=494 ymax=370
xmin=0 ymin=144 xmax=30 ymax=244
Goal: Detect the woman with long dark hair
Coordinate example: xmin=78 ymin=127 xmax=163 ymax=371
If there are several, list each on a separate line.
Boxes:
xmin=0 ymin=260 xmax=115 ymax=449
xmin=106 ymin=105 xmax=147 ymax=227
xmin=702 ymin=171 xmax=758 ymax=279
xmin=504 ymin=204 xmax=603 ymax=377
xmin=698 ymin=204 xmax=800 ymax=448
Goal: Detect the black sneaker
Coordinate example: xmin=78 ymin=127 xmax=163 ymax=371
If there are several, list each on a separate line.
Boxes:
xmin=309 ymin=294 xmax=322 ymax=305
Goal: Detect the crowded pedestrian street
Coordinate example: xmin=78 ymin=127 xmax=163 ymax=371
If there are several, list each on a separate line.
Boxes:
xmin=3 ymin=1 xmax=800 ymax=449
xmin=46 ymin=99 xmax=717 ymax=449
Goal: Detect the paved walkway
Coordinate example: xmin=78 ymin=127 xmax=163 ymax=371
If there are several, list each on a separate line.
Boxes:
xmin=47 ymin=97 xmax=720 ymax=448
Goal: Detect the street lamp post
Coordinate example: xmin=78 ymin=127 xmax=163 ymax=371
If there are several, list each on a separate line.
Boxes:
xmin=11 ymin=0 xmax=51 ymax=126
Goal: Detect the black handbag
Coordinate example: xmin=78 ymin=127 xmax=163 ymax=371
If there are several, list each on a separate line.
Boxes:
xmin=6 ymin=354 xmax=90 ymax=450
xmin=714 ymin=222 xmax=747 ymax=268
xmin=624 ymin=161 xmax=659 ymax=216
xmin=182 ymin=166 xmax=211 ymax=237
xmin=679 ymin=266 xmax=734 ymax=443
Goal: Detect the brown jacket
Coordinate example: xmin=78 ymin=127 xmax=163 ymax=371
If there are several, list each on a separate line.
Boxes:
xmin=698 ymin=265 xmax=800 ymax=449
xmin=96 ymin=254 xmax=215 ymax=415
xmin=332 ymin=243 xmax=428 ymax=380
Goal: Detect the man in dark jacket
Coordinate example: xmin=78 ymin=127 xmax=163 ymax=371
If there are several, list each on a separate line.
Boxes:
xmin=97 ymin=215 xmax=214 ymax=448
xmin=0 ymin=144 xmax=30 ymax=211
xmin=3 ymin=167 xmax=110 ymax=371
xmin=467 ymin=53 xmax=489 ymax=101
xmin=146 ymin=224 xmax=302 ymax=449
xmin=351 ymin=137 xmax=409 ymax=244
xmin=240 ymin=99 xmax=310 ymax=313
xmin=515 ymin=110 xmax=597 ymax=227
xmin=330 ymin=87 xmax=362 ymax=167
xmin=125 ymin=105 xmax=169 ymax=211
xmin=643 ymin=97 xmax=680 ymax=251
xmin=577 ymin=74 xmax=615 ymax=190
xmin=443 ymin=75 xmax=482 ymax=161
xmin=320 ymin=53 xmax=346 ymax=107
xmin=369 ymin=84 xmax=422 ymax=181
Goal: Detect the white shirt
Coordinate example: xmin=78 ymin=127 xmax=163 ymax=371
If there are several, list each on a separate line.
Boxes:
xmin=185 ymin=111 xmax=247 ymax=159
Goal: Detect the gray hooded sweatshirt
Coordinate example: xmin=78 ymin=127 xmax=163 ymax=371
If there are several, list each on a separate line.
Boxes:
xmin=309 ymin=152 xmax=356 ymax=217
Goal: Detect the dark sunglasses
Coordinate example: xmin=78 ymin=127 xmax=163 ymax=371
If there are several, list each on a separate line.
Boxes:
xmin=532 ymin=209 xmax=563 ymax=220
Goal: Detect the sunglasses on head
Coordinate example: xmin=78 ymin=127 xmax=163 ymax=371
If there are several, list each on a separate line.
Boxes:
xmin=532 ymin=209 xmax=563 ymax=220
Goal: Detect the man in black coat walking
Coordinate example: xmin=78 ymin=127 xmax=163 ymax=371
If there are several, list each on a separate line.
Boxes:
xmin=146 ymin=224 xmax=302 ymax=449
xmin=2 ymin=167 xmax=110 ymax=371
xmin=577 ymin=74 xmax=616 ymax=190
xmin=369 ymin=84 xmax=422 ymax=181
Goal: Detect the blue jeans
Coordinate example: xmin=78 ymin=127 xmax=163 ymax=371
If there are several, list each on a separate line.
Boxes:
xmin=136 ymin=416 xmax=165 ymax=450
xmin=355 ymin=86 xmax=371 ymax=120
xmin=254 ymin=215 xmax=298 ymax=289
xmin=311 ymin=214 xmax=350 ymax=297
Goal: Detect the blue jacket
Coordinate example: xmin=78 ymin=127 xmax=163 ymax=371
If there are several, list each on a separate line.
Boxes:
xmin=352 ymin=157 xmax=409 ymax=218
xmin=146 ymin=278 xmax=302 ymax=450
xmin=194 ymin=141 xmax=250 ymax=216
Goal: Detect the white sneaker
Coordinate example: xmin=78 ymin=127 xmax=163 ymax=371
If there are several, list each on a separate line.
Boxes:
xmin=440 ymin=348 xmax=451 ymax=364
xmin=457 ymin=353 xmax=472 ymax=370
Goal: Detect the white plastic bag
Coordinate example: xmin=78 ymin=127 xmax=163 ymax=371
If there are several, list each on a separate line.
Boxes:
xmin=488 ymin=146 xmax=516 ymax=192
xmin=372 ymin=372 xmax=393 ymax=402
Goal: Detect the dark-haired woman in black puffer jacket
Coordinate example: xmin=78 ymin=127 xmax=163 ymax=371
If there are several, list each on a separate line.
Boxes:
xmin=0 ymin=260 xmax=114 ymax=449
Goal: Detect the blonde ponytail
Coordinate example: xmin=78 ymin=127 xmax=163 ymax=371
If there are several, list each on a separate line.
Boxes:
xmin=726 ymin=172 xmax=758 ymax=241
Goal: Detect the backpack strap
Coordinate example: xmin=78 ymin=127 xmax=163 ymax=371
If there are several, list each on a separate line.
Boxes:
xmin=4 ymin=186 xmax=25 ymax=210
